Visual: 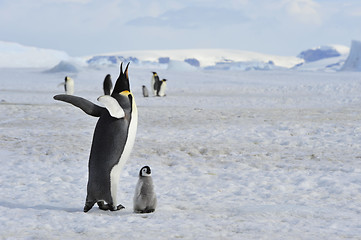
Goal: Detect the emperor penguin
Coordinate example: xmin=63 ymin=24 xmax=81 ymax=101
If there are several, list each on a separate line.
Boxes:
xmin=142 ymin=85 xmax=149 ymax=97
xmin=133 ymin=166 xmax=157 ymax=213
xmin=157 ymin=79 xmax=167 ymax=97
xmin=103 ymin=74 xmax=113 ymax=95
xmin=151 ymin=72 xmax=160 ymax=96
xmin=53 ymin=63 xmax=138 ymax=212
xmin=59 ymin=76 xmax=74 ymax=95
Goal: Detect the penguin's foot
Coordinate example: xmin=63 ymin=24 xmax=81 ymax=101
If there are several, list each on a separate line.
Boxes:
xmin=135 ymin=208 xmax=155 ymax=214
xmin=143 ymin=208 xmax=155 ymax=213
xmin=97 ymin=201 xmax=110 ymax=211
xmin=109 ymin=204 xmax=125 ymax=211
xmin=84 ymin=202 xmax=96 ymax=213
xmin=97 ymin=201 xmax=125 ymax=211
xmin=116 ymin=204 xmax=125 ymax=210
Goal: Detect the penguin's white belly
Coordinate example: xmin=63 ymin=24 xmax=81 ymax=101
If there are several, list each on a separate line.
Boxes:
xmin=151 ymin=78 xmax=157 ymax=96
xmin=66 ymin=80 xmax=74 ymax=95
xmin=109 ymin=105 xmax=138 ymax=206
xmin=158 ymin=82 xmax=166 ymax=97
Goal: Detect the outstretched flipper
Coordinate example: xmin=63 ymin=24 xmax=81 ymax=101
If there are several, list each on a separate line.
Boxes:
xmin=54 ymin=94 xmax=104 ymax=117
xmin=97 ymin=95 xmax=125 ymax=119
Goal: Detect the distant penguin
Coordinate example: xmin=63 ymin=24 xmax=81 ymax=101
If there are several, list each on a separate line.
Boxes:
xmin=133 ymin=166 xmax=157 ymax=213
xmin=103 ymin=74 xmax=113 ymax=95
xmin=54 ymin=63 xmax=138 ymax=212
xmin=151 ymin=72 xmax=160 ymax=96
xmin=142 ymin=85 xmax=149 ymax=97
xmin=157 ymin=79 xmax=167 ymax=97
xmin=59 ymin=76 xmax=74 ymax=95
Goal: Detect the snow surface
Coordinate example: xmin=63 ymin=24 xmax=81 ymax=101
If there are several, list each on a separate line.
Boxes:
xmin=1 ymin=66 xmax=361 ymax=239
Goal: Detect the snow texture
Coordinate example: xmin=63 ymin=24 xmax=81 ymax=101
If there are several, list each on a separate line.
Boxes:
xmin=1 ymin=65 xmax=361 ymax=239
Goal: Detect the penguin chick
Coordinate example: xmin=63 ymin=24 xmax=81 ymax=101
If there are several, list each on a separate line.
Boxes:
xmin=133 ymin=166 xmax=157 ymax=213
xmin=142 ymin=85 xmax=149 ymax=97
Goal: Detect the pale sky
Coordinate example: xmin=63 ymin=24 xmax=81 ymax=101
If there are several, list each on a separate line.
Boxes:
xmin=1 ymin=0 xmax=361 ymax=56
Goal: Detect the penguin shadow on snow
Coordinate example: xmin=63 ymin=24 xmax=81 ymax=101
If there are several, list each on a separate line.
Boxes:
xmin=0 ymin=201 xmax=156 ymax=216
xmin=0 ymin=201 xmax=80 ymax=213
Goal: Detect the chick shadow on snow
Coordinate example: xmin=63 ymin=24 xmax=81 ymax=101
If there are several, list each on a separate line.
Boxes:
xmin=0 ymin=201 xmax=143 ymax=216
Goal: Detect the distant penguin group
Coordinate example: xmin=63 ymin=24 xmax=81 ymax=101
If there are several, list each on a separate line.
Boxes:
xmin=57 ymin=68 xmax=167 ymax=99
xmin=151 ymin=72 xmax=167 ymax=97
xmin=141 ymin=72 xmax=167 ymax=97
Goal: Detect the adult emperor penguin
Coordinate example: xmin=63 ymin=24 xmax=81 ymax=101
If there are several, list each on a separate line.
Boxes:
xmin=53 ymin=63 xmax=138 ymax=212
xmin=103 ymin=74 xmax=113 ymax=95
xmin=151 ymin=72 xmax=160 ymax=96
xmin=133 ymin=166 xmax=157 ymax=213
xmin=59 ymin=76 xmax=74 ymax=95
xmin=142 ymin=85 xmax=149 ymax=97
xmin=157 ymin=79 xmax=167 ymax=97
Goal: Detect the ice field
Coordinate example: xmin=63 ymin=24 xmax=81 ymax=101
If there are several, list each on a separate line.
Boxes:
xmin=1 ymin=66 xmax=361 ymax=239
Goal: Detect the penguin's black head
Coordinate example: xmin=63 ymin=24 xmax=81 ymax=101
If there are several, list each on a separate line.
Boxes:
xmin=139 ymin=166 xmax=151 ymax=177
xmin=64 ymin=76 xmax=68 ymax=81
xmin=112 ymin=62 xmax=130 ymax=95
xmin=152 ymin=72 xmax=157 ymax=75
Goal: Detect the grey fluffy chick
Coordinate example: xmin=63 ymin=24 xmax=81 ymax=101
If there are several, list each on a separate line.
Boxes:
xmin=133 ymin=166 xmax=157 ymax=213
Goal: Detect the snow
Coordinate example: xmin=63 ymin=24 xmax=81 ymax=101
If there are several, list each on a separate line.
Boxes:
xmin=341 ymin=40 xmax=361 ymax=72
xmin=294 ymin=44 xmax=350 ymax=71
xmin=85 ymin=48 xmax=303 ymax=69
xmin=293 ymin=56 xmax=347 ymax=72
xmin=1 ymin=40 xmax=356 ymax=72
xmin=167 ymin=60 xmax=198 ymax=71
xmin=0 ymin=41 xmax=71 ymax=68
xmin=45 ymin=61 xmax=80 ymax=73
xmin=1 ymin=65 xmax=361 ymax=239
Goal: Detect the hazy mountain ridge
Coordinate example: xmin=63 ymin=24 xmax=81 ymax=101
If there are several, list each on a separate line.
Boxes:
xmin=1 ymin=40 xmax=361 ymax=72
